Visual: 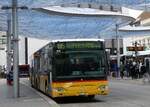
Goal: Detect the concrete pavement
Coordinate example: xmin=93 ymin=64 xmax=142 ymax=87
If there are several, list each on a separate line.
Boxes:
xmin=0 ymin=78 xmax=60 ymax=107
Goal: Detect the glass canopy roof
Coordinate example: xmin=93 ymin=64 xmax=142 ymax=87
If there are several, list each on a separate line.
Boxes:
xmin=0 ymin=0 xmax=150 ymax=39
xmin=0 ymin=0 xmax=150 ymax=9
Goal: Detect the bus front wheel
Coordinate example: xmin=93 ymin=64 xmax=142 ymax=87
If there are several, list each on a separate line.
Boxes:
xmin=88 ymin=95 xmax=95 ymax=99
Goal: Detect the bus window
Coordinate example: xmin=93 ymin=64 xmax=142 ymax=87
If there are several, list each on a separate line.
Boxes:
xmin=55 ymin=51 xmax=106 ymax=78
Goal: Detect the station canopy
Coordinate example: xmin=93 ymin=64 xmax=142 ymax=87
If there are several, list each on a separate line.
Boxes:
xmin=0 ymin=0 xmax=150 ymax=39
xmin=0 ymin=0 xmax=150 ymax=9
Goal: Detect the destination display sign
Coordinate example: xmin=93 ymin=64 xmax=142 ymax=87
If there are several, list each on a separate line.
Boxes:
xmin=127 ymin=46 xmax=144 ymax=51
xmin=56 ymin=42 xmax=103 ymax=50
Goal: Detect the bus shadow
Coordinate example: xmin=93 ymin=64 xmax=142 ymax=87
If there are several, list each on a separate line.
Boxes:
xmin=53 ymin=96 xmax=105 ymax=104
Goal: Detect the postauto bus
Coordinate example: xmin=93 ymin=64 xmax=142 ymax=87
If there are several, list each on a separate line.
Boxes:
xmin=30 ymin=39 xmax=109 ymax=99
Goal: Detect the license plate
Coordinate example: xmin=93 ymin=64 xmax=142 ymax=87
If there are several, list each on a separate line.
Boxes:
xmin=80 ymin=93 xmax=85 ymax=95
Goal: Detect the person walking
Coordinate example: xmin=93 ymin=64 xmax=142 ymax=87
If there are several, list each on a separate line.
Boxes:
xmin=139 ymin=62 xmax=143 ymax=78
xmin=120 ymin=62 xmax=125 ymax=79
xmin=125 ymin=62 xmax=130 ymax=77
xmin=141 ymin=63 xmax=150 ymax=84
xmin=130 ymin=61 xmax=136 ymax=79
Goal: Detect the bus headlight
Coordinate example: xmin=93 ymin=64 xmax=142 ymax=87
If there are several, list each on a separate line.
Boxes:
xmin=98 ymin=85 xmax=108 ymax=91
xmin=53 ymin=87 xmax=65 ymax=92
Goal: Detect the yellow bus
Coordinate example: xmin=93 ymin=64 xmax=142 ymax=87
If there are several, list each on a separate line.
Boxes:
xmin=30 ymin=39 xmax=109 ymax=99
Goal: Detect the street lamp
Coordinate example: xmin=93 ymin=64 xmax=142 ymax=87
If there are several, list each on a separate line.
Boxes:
xmin=116 ymin=24 xmax=120 ymax=78
xmin=115 ymin=20 xmax=136 ymax=78
xmin=12 ymin=0 xmax=20 ymax=98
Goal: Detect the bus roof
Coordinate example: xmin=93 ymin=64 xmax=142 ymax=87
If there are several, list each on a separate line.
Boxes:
xmin=33 ymin=38 xmax=104 ymax=55
xmin=52 ymin=38 xmax=104 ymax=43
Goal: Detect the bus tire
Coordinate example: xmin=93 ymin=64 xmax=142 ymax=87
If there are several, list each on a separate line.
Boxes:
xmin=45 ymin=80 xmax=48 ymax=94
xmin=30 ymin=78 xmax=33 ymax=87
xmin=36 ymin=79 xmax=38 ymax=89
xmin=31 ymin=84 xmax=34 ymax=88
xmin=88 ymin=95 xmax=95 ymax=99
xmin=30 ymin=79 xmax=33 ymax=87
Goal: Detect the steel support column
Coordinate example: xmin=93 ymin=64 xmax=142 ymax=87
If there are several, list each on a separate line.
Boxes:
xmin=6 ymin=19 xmax=12 ymax=74
xmin=25 ymin=37 xmax=28 ymax=64
xmin=116 ymin=24 xmax=120 ymax=78
xmin=12 ymin=0 xmax=19 ymax=98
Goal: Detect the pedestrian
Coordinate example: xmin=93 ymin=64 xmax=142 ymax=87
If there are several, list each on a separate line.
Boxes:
xmin=129 ymin=60 xmax=133 ymax=78
xmin=135 ymin=63 xmax=139 ymax=79
xmin=131 ymin=61 xmax=137 ymax=79
xmin=143 ymin=72 xmax=150 ymax=84
xmin=120 ymin=62 xmax=125 ymax=79
xmin=139 ymin=62 xmax=143 ymax=78
xmin=125 ymin=61 xmax=131 ymax=77
xmin=141 ymin=63 xmax=150 ymax=84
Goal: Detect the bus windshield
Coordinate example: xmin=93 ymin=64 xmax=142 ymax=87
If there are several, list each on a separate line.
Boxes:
xmin=55 ymin=51 xmax=106 ymax=79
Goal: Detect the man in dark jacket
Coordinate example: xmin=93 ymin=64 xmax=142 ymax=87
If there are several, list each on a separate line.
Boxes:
xmin=141 ymin=63 xmax=150 ymax=84
xmin=141 ymin=63 xmax=146 ymax=76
